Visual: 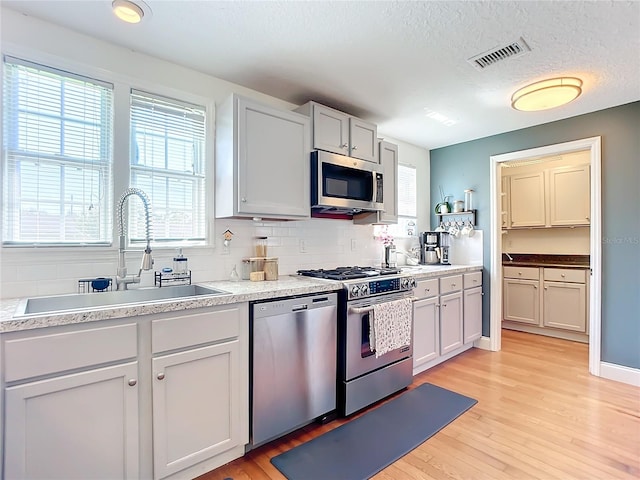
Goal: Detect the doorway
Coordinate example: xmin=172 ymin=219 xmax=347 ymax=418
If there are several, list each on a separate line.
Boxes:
xmin=489 ymin=136 xmax=602 ymax=376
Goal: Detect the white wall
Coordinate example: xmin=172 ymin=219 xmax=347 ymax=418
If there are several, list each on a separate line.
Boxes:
xmin=0 ymin=9 xmax=430 ymax=299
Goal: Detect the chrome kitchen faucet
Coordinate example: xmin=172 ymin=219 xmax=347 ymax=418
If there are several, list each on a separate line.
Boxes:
xmin=116 ymin=188 xmax=153 ymax=290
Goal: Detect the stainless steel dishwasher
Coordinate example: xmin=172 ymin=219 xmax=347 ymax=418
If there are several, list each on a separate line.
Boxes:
xmin=251 ymin=292 xmax=338 ymax=448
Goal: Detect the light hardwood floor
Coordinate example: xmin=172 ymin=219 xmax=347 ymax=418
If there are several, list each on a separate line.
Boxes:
xmin=200 ymin=330 xmax=640 ymax=480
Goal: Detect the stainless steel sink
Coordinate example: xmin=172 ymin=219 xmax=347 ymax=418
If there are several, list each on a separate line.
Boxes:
xmin=16 ymin=285 xmax=229 ymax=316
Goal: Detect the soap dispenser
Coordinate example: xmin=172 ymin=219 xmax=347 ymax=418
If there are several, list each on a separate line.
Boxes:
xmin=173 ymin=248 xmax=188 ymax=275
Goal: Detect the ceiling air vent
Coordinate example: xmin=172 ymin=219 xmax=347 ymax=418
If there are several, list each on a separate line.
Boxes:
xmin=468 ymin=37 xmax=531 ymax=70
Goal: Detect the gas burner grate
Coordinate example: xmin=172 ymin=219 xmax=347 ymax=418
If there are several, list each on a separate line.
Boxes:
xmin=297 ymin=266 xmax=401 ymax=281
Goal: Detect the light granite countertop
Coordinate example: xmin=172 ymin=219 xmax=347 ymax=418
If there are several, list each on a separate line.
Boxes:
xmin=0 ymin=264 xmax=482 ymax=333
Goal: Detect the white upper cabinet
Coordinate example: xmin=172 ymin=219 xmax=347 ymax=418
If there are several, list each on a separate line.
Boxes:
xmin=353 ymin=140 xmax=398 ymax=225
xmin=505 ymin=163 xmax=590 ymax=228
xmin=508 ymin=172 xmax=546 ymax=227
xmin=296 ymin=101 xmax=378 ymax=163
xmin=548 ymin=165 xmax=591 ymax=226
xmin=216 ymin=94 xmax=311 ymax=220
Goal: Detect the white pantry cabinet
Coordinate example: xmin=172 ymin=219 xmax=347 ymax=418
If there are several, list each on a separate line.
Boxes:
xmin=296 ymin=101 xmax=378 ymax=163
xmin=503 ymin=265 xmax=589 ymax=342
xmin=504 ymin=164 xmax=590 ymax=229
xmin=502 ymin=266 xmax=540 ymax=325
xmin=353 ymin=140 xmax=398 ymax=225
xmin=216 ymin=94 xmax=311 ymax=220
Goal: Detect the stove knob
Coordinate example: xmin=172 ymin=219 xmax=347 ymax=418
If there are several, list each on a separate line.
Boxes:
xmin=408 ymin=277 xmax=417 ymax=288
xmin=360 ymin=284 xmax=369 ymax=296
xmin=350 ymin=285 xmax=360 ymax=298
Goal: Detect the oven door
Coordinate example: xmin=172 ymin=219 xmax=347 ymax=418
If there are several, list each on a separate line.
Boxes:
xmin=344 ymin=292 xmax=413 ymax=381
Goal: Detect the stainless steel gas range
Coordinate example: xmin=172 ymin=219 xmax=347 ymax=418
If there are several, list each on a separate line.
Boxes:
xmin=298 ymin=266 xmax=416 ymax=416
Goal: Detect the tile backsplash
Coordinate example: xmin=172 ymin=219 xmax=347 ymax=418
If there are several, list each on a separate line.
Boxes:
xmin=0 ymin=218 xmax=387 ymax=299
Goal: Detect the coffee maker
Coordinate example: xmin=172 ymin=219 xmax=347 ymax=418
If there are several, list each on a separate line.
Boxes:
xmin=438 ymin=231 xmax=451 ymax=265
xmin=419 ymin=231 xmax=451 ymax=265
xmin=419 ymin=232 xmax=440 ymax=265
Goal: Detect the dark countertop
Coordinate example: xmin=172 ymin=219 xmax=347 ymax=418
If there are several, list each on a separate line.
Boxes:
xmin=502 ymin=254 xmax=590 ymax=269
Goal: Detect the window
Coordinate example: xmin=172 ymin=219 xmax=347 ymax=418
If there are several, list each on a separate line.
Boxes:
xmin=2 ymin=56 xmax=113 ymax=245
xmin=394 ymin=164 xmax=418 ymax=236
xmin=129 ymin=90 xmax=206 ymax=245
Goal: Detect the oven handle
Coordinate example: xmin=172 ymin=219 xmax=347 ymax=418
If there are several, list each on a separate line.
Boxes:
xmin=348 ymin=296 xmax=415 ymax=314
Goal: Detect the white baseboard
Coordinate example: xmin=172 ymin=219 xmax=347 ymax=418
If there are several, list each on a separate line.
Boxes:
xmin=474 ymin=336 xmax=492 ymax=351
xmin=599 ymin=362 xmax=640 ymax=387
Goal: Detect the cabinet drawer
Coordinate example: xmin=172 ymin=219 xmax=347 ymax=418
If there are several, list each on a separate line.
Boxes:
xmin=440 ymin=275 xmax=463 ymax=295
xmin=503 ymin=266 xmax=539 ymax=280
xmin=543 ymin=268 xmax=586 ymax=283
xmin=152 ymin=306 xmax=240 ymax=354
xmin=413 ymin=279 xmax=439 ymax=299
xmin=464 ymin=271 xmax=483 ymax=289
xmin=4 ymin=323 xmax=137 ymax=382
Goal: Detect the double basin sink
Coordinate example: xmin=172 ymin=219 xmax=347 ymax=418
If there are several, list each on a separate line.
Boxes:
xmin=16 ymin=284 xmax=229 ymax=316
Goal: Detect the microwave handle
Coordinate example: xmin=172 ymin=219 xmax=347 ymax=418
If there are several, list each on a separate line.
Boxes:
xmin=374 ymin=172 xmax=383 ymax=205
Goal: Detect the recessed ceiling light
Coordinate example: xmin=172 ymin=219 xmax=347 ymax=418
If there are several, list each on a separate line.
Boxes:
xmin=511 ymin=77 xmax=583 ymax=112
xmin=112 ymin=0 xmax=148 ymax=24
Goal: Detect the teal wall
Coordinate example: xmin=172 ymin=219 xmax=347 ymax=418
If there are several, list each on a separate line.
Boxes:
xmin=430 ymin=101 xmax=640 ymax=369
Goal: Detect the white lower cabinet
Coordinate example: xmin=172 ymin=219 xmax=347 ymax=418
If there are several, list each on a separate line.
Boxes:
xmin=413 ymin=296 xmax=440 ymax=366
xmin=439 ymin=291 xmax=463 ymax=355
xmin=413 ymin=271 xmax=481 ymax=376
xmin=503 ymin=278 xmax=540 ymax=325
xmin=5 ymin=362 xmax=139 ymax=479
xmin=152 ymin=340 xmax=241 ymax=479
xmin=1 ymin=303 xmax=249 ymax=480
xmin=463 ymin=287 xmax=483 ymax=343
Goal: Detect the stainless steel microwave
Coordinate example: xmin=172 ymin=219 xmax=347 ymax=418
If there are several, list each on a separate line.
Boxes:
xmin=311 ymin=151 xmax=384 ymax=213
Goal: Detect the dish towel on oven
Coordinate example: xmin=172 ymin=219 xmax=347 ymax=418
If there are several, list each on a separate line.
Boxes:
xmin=370 ymin=298 xmax=413 ymax=358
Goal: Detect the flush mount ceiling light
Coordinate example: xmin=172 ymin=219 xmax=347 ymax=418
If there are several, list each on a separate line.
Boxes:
xmin=112 ymin=0 xmax=147 ymax=24
xmin=511 ymin=77 xmax=583 ymax=112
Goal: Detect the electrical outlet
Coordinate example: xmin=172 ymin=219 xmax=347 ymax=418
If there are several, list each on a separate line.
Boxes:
xmin=351 ymin=239 xmax=357 ymax=251
xmin=299 ymin=239 xmax=306 ymax=253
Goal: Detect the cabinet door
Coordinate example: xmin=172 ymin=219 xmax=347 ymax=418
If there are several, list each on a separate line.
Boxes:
xmin=413 ymin=296 xmax=440 ymax=367
xmin=152 ymin=340 xmax=240 ymax=479
xmin=509 ymin=172 xmax=546 ymax=227
xmin=237 ymin=97 xmax=310 ymax=218
xmin=379 ymin=141 xmax=398 ymax=223
xmin=312 ymin=104 xmax=349 ymax=155
xmin=543 ymin=282 xmax=587 ymax=332
xmin=349 ymin=117 xmax=378 ymax=162
xmin=5 ymin=362 xmax=139 ymax=479
xmin=548 ymin=165 xmax=590 ymax=226
xmin=463 ymin=286 xmax=483 ymax=343
xmin=503 ymin=279 xmax=540 ymax=325
xmin=440 ymin=292 xmax=463 ymax=355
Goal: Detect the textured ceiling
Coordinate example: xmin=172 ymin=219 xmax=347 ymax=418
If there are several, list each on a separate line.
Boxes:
xmin=2 ymin=0 xmax=639 ymax=149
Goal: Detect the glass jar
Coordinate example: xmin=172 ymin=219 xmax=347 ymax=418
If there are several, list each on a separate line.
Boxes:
xmin=264 ymin=257 xmax=279 ymax=281
xmin=255 ymin=236 xmax=267 ymax=257
xmin=464 ymin=189 xmax=474 ymax=211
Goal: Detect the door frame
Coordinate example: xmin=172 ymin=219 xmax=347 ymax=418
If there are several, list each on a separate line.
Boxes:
xmin=489 ymin=136 xmax=602 ymax=376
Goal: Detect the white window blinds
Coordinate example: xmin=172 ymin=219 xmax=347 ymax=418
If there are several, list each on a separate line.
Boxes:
xmin=129 ymin=90 xmax=206 ymax=245
xmin=2 ymin=56 xmax=114 ymax=245
xmin=397 ymin=164 xmax=417 ymax=218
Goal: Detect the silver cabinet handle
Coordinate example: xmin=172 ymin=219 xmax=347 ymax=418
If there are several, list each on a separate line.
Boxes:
xmin=561 ymin=274 xmax=566 ymax=278
xmin=534 ymin=285 xmax=538 ymax=289
xmin=157 ymin=373 xmax=165 ymax=380
xmin=128 ymin=379 xmax=137 ymax=387
xmin=341 ymin=143 xmax=349 ymax=149
xmin=352 ymin=145 xmax=358 ymax=150
xmin=241 ymin=197 xmax=247 ymax=203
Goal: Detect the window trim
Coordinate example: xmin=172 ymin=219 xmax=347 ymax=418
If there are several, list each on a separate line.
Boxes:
xmin=0 ymin=48 xmax=216 ymax=250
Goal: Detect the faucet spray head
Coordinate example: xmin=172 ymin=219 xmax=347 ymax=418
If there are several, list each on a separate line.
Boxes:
xmin=140 ymin=247 xmax=153 ymax=271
